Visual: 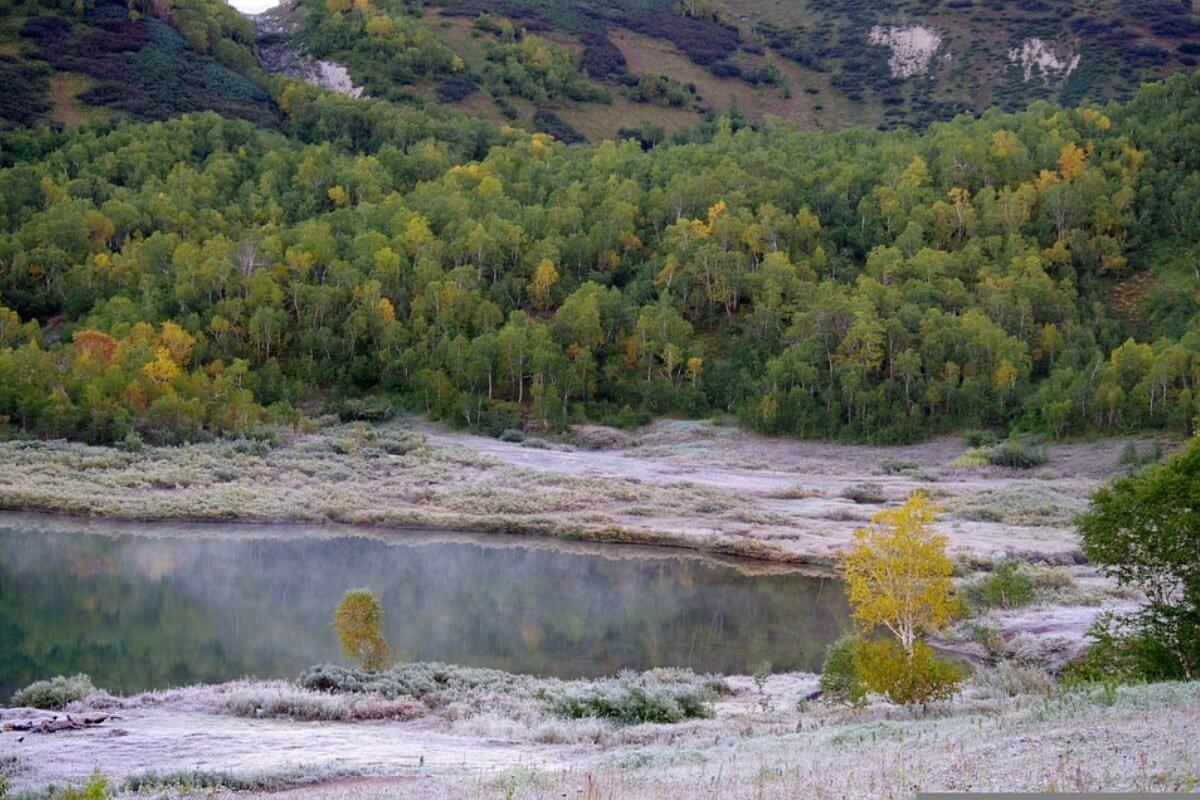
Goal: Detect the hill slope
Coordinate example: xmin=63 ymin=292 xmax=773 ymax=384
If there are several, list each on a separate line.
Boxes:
xmin=243 ymin=0 xmax=1200 ymax=139
xmin=0 ymin=0 xmax=277 ymax=130
xmin=1 ymin=69 xmax=1200 ymax=445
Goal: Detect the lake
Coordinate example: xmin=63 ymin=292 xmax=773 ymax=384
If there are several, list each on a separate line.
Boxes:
xmin=0 ymin=517 xmax=849 ymax=697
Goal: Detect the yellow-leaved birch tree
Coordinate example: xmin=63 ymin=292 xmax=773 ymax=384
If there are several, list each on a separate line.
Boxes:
xmin=840 ymin=492 xmax=955 ymax=656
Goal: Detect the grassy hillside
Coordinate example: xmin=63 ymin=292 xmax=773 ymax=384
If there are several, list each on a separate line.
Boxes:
xmin=0 ymin=0 xmax=278 ymax=130
xmin=252 ymin=0 xmax=1200 ymax=139
xmin=6 ymin=0 xmax=1198 ymax=139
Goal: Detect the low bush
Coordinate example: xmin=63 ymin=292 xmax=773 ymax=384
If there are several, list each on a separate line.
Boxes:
xmin=331 ymin=396 xmax=398 ymax=423
xmin=878 ymin=458 xmax=919 ymax=475
xmin=963 ymin=429 xmax=1000 ymax=448
xmin=1061 ymin=616 xmax=1191 ymax=685
xmin=223 ymin=685 xmax=425 ymax=721
xmin=47 ymin=770 xmax=109 ymax=799
xmin=532 ymin=109 xmax=586 ymax=144
xmin=435 ymin=76 xmax=479 ymax=103
xmin=299 ymin=662 xmax=528 ymax=703
xmin=578 ymin=32 xmax=628 ymax=80
xmin=1116 ymin=440 xmax=1163 ymax=471
xmin=818 ymin=634 xmax=866 ymax=704
xmin=299 ymin=662 xmax=722 ymax=725
xmin=984 ymin=438 xmax=1049 ymax=469
xmin=965 ymin=560 xmax=1037 ymax=609
xmin=10 ymin=674 xmax=94 ymax=709
xmin=972 ymin=662 xmax=1055 ymax=698
xmin=853 ymin=640 xmax=966 ymax=706
xmin=841 ymin=481 xmax=887 ymax=504
xmin=545 ymin=669 xmax=720 ymax=724
xmin=0 ymin=56 xmax=51 ymax=128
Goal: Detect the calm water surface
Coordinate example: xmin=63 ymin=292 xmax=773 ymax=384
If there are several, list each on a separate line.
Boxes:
xmin=0 ymin=520 xmax=849 ymax=697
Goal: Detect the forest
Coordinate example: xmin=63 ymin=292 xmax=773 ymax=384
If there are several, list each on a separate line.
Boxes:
xmin=2 ymin=0 xmax=1200 ymax=445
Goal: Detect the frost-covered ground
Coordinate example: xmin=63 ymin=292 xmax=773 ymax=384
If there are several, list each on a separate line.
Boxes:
xmin=0 ymin=418 xmax=1166 ymax=566
xmin=3 ymin=674 xmax=1198 ymax=798
xmin=0 ymin=419 xmax=1179 ymax=797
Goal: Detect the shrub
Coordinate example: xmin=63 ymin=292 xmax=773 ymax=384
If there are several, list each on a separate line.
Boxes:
xmin=878 ymin=458 xmax=920 ymax=476
xmin=1059 ymin=617 xmax=1173 ymax=685
xmin=578 ymin=32 xmax=628 ymax=80
xmin=963 ymin=429 xmax=999 ymax=448
xmin=10 ymin=673 xmax=94 ymax=709
xmin=841 ymin=481 xmax=887 ymax=504
xmin=972 ymin=662 xmax=1055 ymax=698
xmin=435 ymin=76 xmax=479 ymax=103
xmin=332 ymin=589 xmax=390 ymax=672
xmin=299 ymin=661 xmax=528 ymax=702
xmin=332 ymin=396 xmax=397 ymax=422
xmin=52 ymin=770 xmax=110 ymax=800
xmin=1117 ymin=440 xmax=1162 ymax=471
xmin=0 ymin=56 xmax=51 ymax=128
xmin=965 ymin=560 xmax=1036 ymax=609
xmin=984 ymin=438 xmax=1048 ymax=469
xmin=546 ymin=670 xmax=717 ymax=724
xmin=532 ymin=109 xmax=586 ymax=144
xmin=853 ymin=640 xmax=966 ymax=706
xmin=223 ymin=685 xmax=424 ymax=721
xmin=119 ymin=430 xmax=144 ymax=453
xmin=819 ymin=634 xmax=866 ymax=704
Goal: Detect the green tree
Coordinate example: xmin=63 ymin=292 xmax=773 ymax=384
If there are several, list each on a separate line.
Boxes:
xmin=1077 ymin=436 xmax=1200 ymax=679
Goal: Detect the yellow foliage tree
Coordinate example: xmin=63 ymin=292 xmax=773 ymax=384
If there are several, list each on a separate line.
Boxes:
xmin=332 ymin=588 xmax=390 ymax=672
xmin=365 ymin=14 xmax=394 ymax=35
xmin=327 ymin=185 xmax=350 ymax=208
xmin=529 ymin=258 xmax=559 ymax=310
xmin=1058 ymin=142 xmax=1087 ymax=180
xmin=140 ymin=347 xmax=182 ymax=384
xmin=840 ymin=492 xmax=955 ymax=655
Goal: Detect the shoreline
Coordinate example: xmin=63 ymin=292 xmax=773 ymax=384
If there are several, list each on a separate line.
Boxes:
xmin=0 ymin=419 xmax=1164 ymax=798
xmin=2 ymin=669 xmax=1196 ymax=798
xmin=0 ymin=508 xmax=829 ymax=577
xmin=0 ymin=505 xmax=828 ymax=568
xmin=0 ymin=417 xmax=1158 ymax=568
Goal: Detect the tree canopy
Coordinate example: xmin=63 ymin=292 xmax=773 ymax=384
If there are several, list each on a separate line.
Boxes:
xmin=3 ymin=61 xmax=1200 ymax=444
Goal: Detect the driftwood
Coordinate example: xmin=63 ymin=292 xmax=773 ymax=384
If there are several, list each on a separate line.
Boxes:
xmin=3 ymin=712 xmax=108 ymax=734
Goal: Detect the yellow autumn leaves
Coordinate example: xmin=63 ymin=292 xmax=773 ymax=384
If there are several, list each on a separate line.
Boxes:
xmin=841 ymin=492 xmax=956 ymax=655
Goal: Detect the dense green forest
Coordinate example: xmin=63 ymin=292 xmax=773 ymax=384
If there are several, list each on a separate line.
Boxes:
xmin=2 ymin=0 xmax=1200 ymax=445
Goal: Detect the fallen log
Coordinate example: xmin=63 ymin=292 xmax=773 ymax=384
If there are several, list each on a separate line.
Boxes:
xmin=3 ymin=712 xmax=108 ymax=734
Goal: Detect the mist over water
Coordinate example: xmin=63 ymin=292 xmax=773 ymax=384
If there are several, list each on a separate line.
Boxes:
xmin=0 ymin=525 xmax=849 ymax=696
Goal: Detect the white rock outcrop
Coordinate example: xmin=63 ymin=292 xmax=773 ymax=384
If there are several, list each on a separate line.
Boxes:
xmin=868 ymin=25 xmax=943 ymax=78
xmin=1008 ymin=38 xmax=1080 ymax=83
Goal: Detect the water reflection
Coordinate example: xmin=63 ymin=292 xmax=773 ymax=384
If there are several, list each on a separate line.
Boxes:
xmin=0 ymin=523 xmax=849 ymax=696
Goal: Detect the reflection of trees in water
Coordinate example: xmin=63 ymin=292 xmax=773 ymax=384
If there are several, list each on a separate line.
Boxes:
xmin=0 ymin=528 xmax=849 ymax=696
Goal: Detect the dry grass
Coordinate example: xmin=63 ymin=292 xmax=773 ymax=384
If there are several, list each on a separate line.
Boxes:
xmin=947 ymin=481 xmax=1089 ymax=527
xmin=215 ymin=679 xmax=1200 ymax=800
xmin=12 ymin=657 xmax=1198 ymax=798
xmin=47 ymin=73 xmax=108 ymax=127
xmin=0 ymin=421 xmax=801 ymax=563
xmin=0 ymin=419 xmax=1137 ymax=566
